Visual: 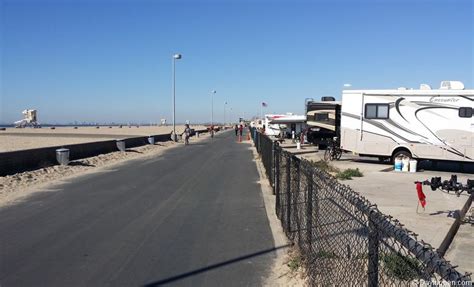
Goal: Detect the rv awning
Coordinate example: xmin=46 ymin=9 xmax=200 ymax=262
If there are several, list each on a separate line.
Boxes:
xmin=267 ymin=115 xmax=306 ymax=124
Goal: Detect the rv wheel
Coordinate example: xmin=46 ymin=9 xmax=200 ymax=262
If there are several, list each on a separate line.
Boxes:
xmin=391 ymin=150 xmax=411 ymax=164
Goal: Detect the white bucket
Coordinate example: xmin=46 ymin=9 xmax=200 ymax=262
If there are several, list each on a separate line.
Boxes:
xmin=402 ymin=158 xmax=410 ymax=172
xmin=296 ymin=142 xmax=301 ymax=150
xmin=409 ymin=160 xmax=417 ymax=173
xmin=394 ymin=158 xmax=402 ymax=171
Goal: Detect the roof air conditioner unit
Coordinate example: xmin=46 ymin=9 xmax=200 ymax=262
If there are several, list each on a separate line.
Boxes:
xmin=440 ymin=81 xmax=465 ymax=90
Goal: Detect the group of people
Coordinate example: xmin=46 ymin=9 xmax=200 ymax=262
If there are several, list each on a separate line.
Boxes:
xmin=234 ymin=124 xmax=243 ymax=136
xmin=182 ymin=124 xmax=245 ymax=146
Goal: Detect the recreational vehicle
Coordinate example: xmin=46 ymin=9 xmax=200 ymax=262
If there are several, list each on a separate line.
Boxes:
xmin=306 ymin=97 xmax=341 ymax=146
xmin=340 ymin=81 xmax=473 ymax=163
xmin=262 ymin=114 xmax=306 ymax=138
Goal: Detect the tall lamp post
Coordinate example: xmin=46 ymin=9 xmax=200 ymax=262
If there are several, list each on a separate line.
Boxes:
xmin=172 ymin=53 xmax=182 ymax=141
xmin=224 ymin=101 xmax=227 ymax=127
xmin=211 ymin=90 xmax=216 ymax=126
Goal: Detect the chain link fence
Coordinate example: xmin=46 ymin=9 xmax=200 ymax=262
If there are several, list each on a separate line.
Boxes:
xmin=251 ymin=128 xmax=472 ymax=286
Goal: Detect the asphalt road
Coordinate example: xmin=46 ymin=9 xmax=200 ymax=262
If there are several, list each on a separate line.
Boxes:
xmin=0 ymin=130 xmax=277 ymax=287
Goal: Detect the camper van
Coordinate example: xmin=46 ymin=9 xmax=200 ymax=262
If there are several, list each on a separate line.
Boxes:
xmin=340 ymin=81 xmax=473 ymax=163
xmin=306 ymin=97 xmax=341 ymax=146
xmin=262 ymin=114 xmax=306 ymax=138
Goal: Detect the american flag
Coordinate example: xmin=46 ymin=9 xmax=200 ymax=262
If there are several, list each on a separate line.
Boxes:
xmin=261 ymin=102 xmax=268 ymax=107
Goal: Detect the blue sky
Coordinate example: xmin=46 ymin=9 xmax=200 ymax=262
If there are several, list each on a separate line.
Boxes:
xmin=1 ymin=0 xmax=472 ymax=124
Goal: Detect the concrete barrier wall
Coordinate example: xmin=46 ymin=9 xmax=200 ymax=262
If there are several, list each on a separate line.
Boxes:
xmin=0 ymin=130 xmax=207 ymax=176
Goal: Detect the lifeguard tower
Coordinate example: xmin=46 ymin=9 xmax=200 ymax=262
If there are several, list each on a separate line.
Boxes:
xmin=14 ymin=109 xmax=40 ymax=128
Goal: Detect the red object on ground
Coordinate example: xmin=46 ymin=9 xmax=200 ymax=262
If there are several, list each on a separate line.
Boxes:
xmin=416 ymin=182 xmax=426 ymax=208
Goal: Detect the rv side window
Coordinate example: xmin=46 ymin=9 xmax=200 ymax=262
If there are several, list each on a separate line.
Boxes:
xmin=459 ymin=107 xmax=473 ymax=118
xmin=315 ymin=113 xmax=329 ymax=121
xmin=365 ymin=104 xmax=389 ymax=119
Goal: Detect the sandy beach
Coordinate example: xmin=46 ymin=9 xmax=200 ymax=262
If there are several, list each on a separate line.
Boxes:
xmin=0 ymin=125 xmax=207 ymax=152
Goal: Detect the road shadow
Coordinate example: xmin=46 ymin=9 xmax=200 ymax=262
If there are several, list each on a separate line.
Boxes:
xmin=429 ymin=210 xmax=459 ymax=217
xmin=341 ymin=155 xmax=474 ymax=174
xmin=69 ymin=161 xmax=95 ymax=167
xmin=417 ymin=160 xmax=474 ymax=174
xmin=142 ymin=244 xmax=290 ymax=286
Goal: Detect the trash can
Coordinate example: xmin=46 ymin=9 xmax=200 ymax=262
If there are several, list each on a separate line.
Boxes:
xmin=148 ymin=136 xmax=155 ymax=145
xmin=196 ymin=132 xmax=199 ymax=138
xmin=402 ymin=158 xmax=410 ymax=172
xmin=56 ymin=148 xmax=70 ymax=165
xmin=116 ymin=139 xmax=126 ymax=152
xmin=409 ymin=160 xmax=418 ymax=173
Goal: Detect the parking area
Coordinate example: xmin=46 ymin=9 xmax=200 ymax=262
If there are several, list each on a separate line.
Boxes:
xmin=280 ymin=142 xmax=473 ymax=275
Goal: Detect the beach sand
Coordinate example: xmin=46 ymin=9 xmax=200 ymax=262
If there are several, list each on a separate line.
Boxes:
xmin=0 ymin=125 xmax=207 ymax=152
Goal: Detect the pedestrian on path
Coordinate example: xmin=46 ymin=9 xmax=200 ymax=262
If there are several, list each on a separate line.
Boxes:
xmin=234 ymin=124 xmax=238 ymax=136
xmin=210 ymin=125 xmax=214 ymax=138
xmin=238 ymin=124 xmax=243 ymax=137
xmin=184 ymin=124 xmax=191 ymax=145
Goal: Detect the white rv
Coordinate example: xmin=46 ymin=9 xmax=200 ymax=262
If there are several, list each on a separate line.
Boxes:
xmin=340 ymin=81 xmax=473 ymax=163
xmin=263 ymin=114 xmax=306 ymax=138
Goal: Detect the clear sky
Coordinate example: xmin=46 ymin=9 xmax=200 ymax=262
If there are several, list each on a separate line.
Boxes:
xmin=1 ymin=0 xmax=472 ymax=124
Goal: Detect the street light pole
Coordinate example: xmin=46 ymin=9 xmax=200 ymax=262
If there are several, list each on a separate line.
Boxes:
xmin=211 ymin=90 xmax=216 ymax=126
xmin=172 ymin=53 xmax=182 ymax=141
xmin=224 ymin=101 xmax=227 ymax=127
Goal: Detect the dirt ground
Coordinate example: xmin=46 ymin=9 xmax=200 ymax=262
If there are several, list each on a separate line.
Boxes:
xmin=283 ymin=143 xmax=473 ymax=275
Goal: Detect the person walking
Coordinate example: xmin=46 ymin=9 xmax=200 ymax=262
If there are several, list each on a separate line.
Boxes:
xmin=234 ymin=124 xmax=238 ymax=136
xmin=184 ymin=124 xmax=191 ymax=145
xmin=210 ymin=125 xmax=214 ymax=138
xmin=238 ymin=124 xmax=243 ymax=137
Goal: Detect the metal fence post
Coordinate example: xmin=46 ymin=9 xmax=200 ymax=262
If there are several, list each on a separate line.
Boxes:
xmin=295 ymin=158 xmax=301 ymax=245
xmin=306 ymin=169 xmax=313 ymax=251
xmin=270 ymin=140 xmax=274 ymax=188
xmin=368 ymin=212 xmax=379 ymax=287
xmin=255 ymin=131 xmax=258 ymax=151
xmin=273 ymin=142 xmax=278 ymax=195
xmin=258 ymin=132 xmax=261 ymax=153
xmin=286 ymin=155 xmax=291 ymax=232
xmin=275 ymin=146 xmax=280 ymax=214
